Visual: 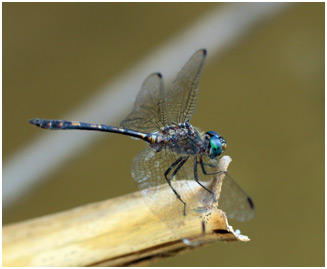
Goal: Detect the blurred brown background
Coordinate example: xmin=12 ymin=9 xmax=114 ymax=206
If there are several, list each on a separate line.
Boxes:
xmin=3 ymin=3 xmax=324 ymax=266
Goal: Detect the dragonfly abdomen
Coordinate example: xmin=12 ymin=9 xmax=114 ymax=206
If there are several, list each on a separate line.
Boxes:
xmin=29 ymin=119 xmax=73 ymax=129
xmin=29 ymin=118 xmax=165 ymax=145
xmin=29 ymin=119 xmax=110 ymax=131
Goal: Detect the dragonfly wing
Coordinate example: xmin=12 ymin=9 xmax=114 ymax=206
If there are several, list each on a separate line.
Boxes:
xmin=200 ymin=154 xmax=255 ymax=222
xmin=218 ymin=173 xmax=255 ymax=222
xmin=131 ymin=146 xmax=215 ymax=239
xmin=165 ymin=49 xmax=207 ymax=124
xmin=121 ymin=73 xmax=168 ymax=133
xmin=131 ymin=146 xmax=168 ymax=203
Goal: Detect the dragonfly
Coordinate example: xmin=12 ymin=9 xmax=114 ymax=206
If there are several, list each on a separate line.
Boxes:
xmin=30 ymin=49 xmax=254 ymax=242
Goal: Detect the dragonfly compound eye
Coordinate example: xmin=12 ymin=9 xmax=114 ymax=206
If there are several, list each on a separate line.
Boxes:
xmin=209 ymin=136 xmax=222 ymax=159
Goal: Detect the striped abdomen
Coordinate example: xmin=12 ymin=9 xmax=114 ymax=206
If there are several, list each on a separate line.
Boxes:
xmin=29 ymin=118 xmax=164 ymax=144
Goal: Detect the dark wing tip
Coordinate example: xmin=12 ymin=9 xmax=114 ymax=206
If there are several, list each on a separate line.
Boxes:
xmin=202 ymin=48 xmax=207 ymax=56
xmin=156 ymin=72 xmax=162 ymax=78
xmin=247 ymin=196 xmax=255 ymax=209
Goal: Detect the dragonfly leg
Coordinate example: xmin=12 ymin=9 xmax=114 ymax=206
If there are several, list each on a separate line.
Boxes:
xmin=200 ymin=156 xmax=226 ymax=176
xmin=202 ymin=162 xmax=217 ymax=168
xmin=164 ymin=157 xmax=189 ymax=215
xmin=194 ymin=157 xmax=217 ymax=202
xmin=164 ymin=157 xmax=184 ymax=176
xmin=202 ymin=220 xmax=206 ymax=235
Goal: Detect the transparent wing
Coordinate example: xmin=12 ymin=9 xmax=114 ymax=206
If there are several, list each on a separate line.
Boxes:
xmin=218 ymin=173 xmax=255 ymax=222
xmin=131 ymin=146 xmax=216 ymax=239
xmin=200 ymin=154 xmax=255 ymax=222
xmin=165 ymin=49 xmax=207 ymax=124
xmin=121 ymin=73 xmax=168 ymax=133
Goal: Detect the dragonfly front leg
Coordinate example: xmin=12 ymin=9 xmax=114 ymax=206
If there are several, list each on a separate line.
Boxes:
xmin=200 ymin=156 xmax=226 ymax=176
xmin=202 ymin=162 xmax=217 ymax=168
xmin=164 ymin=157 xmax=189 ymax=215
xmin=194 ymin=157 xmax=217 ymax=202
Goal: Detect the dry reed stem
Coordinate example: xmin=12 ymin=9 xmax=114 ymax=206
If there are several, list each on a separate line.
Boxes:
xmin=3 ymin=156 xmax=250 ymax=267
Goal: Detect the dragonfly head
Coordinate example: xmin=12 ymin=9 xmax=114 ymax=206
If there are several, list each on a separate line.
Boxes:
xmin=206 ymin=131 xmax=227 ymax=159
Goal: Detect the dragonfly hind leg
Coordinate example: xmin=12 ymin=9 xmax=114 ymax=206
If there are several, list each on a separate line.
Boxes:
xmin=164 ymin=156 xmax=189 ymax=215
xmin=194 ymin=157 xmax=217 ymax=202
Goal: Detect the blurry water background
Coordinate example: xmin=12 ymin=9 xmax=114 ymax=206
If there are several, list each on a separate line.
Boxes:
xmin=2 ymin=3 xmax=324 ymax=266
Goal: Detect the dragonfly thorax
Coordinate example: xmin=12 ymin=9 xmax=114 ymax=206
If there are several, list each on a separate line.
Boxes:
xmin=161 ymin=122 xmax=196 ymax=137
xmin=151 ymin=123 xmax=203 ymax=156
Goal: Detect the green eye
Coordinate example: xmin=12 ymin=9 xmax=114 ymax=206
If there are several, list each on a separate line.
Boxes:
xmin=209 ymin=136 xmax=222 ymax=159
